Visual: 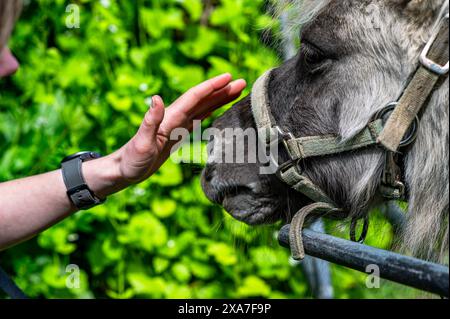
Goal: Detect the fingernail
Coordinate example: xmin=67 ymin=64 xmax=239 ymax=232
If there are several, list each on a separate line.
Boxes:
xmin=145 ymin=96 xmax=154 ymax=109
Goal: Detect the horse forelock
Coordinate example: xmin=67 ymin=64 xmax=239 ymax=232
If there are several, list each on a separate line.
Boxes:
xmin=276 ymin=0 xmax=449 ymax=26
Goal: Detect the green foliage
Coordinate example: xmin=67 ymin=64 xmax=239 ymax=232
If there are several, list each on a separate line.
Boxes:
xmin=0 ymin=0 xmax=418 ymax=299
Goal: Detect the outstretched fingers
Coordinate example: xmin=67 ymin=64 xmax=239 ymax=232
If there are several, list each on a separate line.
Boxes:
xmin=191 ymin=79 xmax=247 ymax=120
xmin=159 ymin=77 xmax=246 ymax=136
xmin=171 ymin=73 xmax=233 ymax=115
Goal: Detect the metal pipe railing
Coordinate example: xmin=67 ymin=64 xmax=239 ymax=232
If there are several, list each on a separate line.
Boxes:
xmin=0 ymin=266 xmax=28 ymax=299
xmin=278 ymin=225 xmax=449 ymax=297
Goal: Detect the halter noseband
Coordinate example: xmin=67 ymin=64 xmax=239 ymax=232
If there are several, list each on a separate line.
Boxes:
xmin=251 ymin=9 xmax=449 ymax=260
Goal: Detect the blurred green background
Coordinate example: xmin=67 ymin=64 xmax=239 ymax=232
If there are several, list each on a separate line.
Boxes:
xmin=0 ymin=0 xmax=420 ymax=299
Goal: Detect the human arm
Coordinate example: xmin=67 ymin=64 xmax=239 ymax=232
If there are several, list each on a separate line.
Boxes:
xmin=0 ymin=73 xmax=246 ymax=250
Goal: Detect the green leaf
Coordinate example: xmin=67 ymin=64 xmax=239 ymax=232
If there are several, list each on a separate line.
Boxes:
xmin=102 ymin=238 xmax=124 ymax=261
xmin=171 ymin=263 xmax=192 ymax=283
xmin=41 ymin=264 xmax=67 ymax=289
xmin=250 ymin=247 xmax=290 ymax=280
xmin=87 ymin=239 xmax=116 ymax=275
xmin=151 ymin=198 xmax=177 ymax=218
xmin=151 ymin=160 xmax=183 ymax=187
xmin=38 ymin=226 xmax=77 ymax=255
xmin=179 ymin=27 xmax=219 ymax=59
xmin=140 ymin=8 xmax=185 ymax=38
xmin=161 ymin=60 xmax=205 ymax=93
xmin=106 ymin=289 xmax=135 ymax=299
xmin=106 ymin=92 xmax=133 ymax=112
xmin=207 ymin=243 xmax=237 ymax=266
xmin=164 ymin=283 xmax=192 ymax=298
xmin=118 ymin=212 xmax=168 ymax=252
xmin=57 ymin=55 xmax=95 ymax=89
xmin=153 ymin=257 xmax=170 ymax=274
xmin=127 ymin=273 xmax=166 ymax=297
xmin=179 ymin=0 xmax=203 ymax=21
xmin=188 ymin=260 xmax=215 ymax=280
xmin=237 ymin=276 xmax=271 ymax=298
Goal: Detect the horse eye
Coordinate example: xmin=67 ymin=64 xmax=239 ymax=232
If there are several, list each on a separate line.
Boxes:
xmin=300 ymin=40 xmax=330 ymax=73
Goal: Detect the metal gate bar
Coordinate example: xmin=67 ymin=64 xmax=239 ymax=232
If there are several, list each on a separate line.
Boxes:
xmin=0 ymin=266 xmax=28 ymax=299
xmin=301 ymin=220 xmax=334 ymax=299
xmin=278 ymin=225 xmax=449 ymax=297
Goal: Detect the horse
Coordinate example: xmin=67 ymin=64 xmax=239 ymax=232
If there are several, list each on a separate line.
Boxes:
xmin=201 ymin=0 xmax=449 ymax=263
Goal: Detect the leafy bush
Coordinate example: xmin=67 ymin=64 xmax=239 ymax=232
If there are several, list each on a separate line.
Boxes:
xmin=0 ymin=0 xmax=418 ymax=299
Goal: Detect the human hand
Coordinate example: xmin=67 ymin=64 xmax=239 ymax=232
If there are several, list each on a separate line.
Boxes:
xmin=114 ymin=73 xmax=246 ymax=185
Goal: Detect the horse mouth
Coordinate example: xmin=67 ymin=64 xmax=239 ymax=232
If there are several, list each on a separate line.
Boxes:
xmin=201 ymin=176 xmax=281 ymax=225
xmin=222 ymin=191 xmax=281 ymax=225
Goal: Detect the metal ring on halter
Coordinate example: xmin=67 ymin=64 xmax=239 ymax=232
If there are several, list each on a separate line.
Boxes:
xmin=375 ymin=102 xmax=420 ymax=148
xmin=350 ymin=215 xmax=370 ymax=244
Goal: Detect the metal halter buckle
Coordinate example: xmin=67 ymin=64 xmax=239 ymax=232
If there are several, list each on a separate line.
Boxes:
xmin=268 ymin=125 xmax=296 ymax=169
xmin=273 ymin=125 xmax=295 ymax=152
xmin=375 ymin=102 xmax=419 ymax=148
xmin=267 ymin=125 xmax=305 ymax=180
xmin=420 ymin=13 xmax=449 ymax=75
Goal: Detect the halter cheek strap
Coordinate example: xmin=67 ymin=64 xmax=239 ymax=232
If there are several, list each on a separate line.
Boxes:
xmin=251 ymin=9 xmax=449 ymax=261
xmin=251 ymin=69 xmax=276 ymax=143
xmin=378 ymin=13 xmax=449 ymax=151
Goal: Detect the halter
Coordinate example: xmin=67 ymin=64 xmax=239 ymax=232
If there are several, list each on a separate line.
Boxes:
xmin=251 ymin=8 xmax=449 ymax=260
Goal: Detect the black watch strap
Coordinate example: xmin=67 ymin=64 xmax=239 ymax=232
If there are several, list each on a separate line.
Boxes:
xmin=61 ymin=152 xmax=105 ymax=210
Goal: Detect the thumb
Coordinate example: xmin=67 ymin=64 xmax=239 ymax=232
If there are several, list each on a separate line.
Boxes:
xmin=138 ymin=95 xmax=165 ymax=141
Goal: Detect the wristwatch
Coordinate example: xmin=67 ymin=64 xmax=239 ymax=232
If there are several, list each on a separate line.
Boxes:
xmin=61 ymin=151 xmax=106 ymax=210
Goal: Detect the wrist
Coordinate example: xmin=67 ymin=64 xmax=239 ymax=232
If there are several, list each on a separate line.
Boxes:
xmin=82 ymin=151 xmax=129 ymax=199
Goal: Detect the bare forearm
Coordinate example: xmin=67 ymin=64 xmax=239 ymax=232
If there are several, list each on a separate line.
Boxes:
xmin=0 ymin=152 xmax=127 ymax=250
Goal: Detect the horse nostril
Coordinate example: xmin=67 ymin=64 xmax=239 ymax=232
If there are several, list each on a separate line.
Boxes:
xmin=203 ymin=165 xmax=216 ymax=182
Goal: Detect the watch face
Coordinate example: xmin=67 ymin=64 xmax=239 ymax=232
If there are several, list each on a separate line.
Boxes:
xmin=62 ymin=151 xmax=102 ymax=163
